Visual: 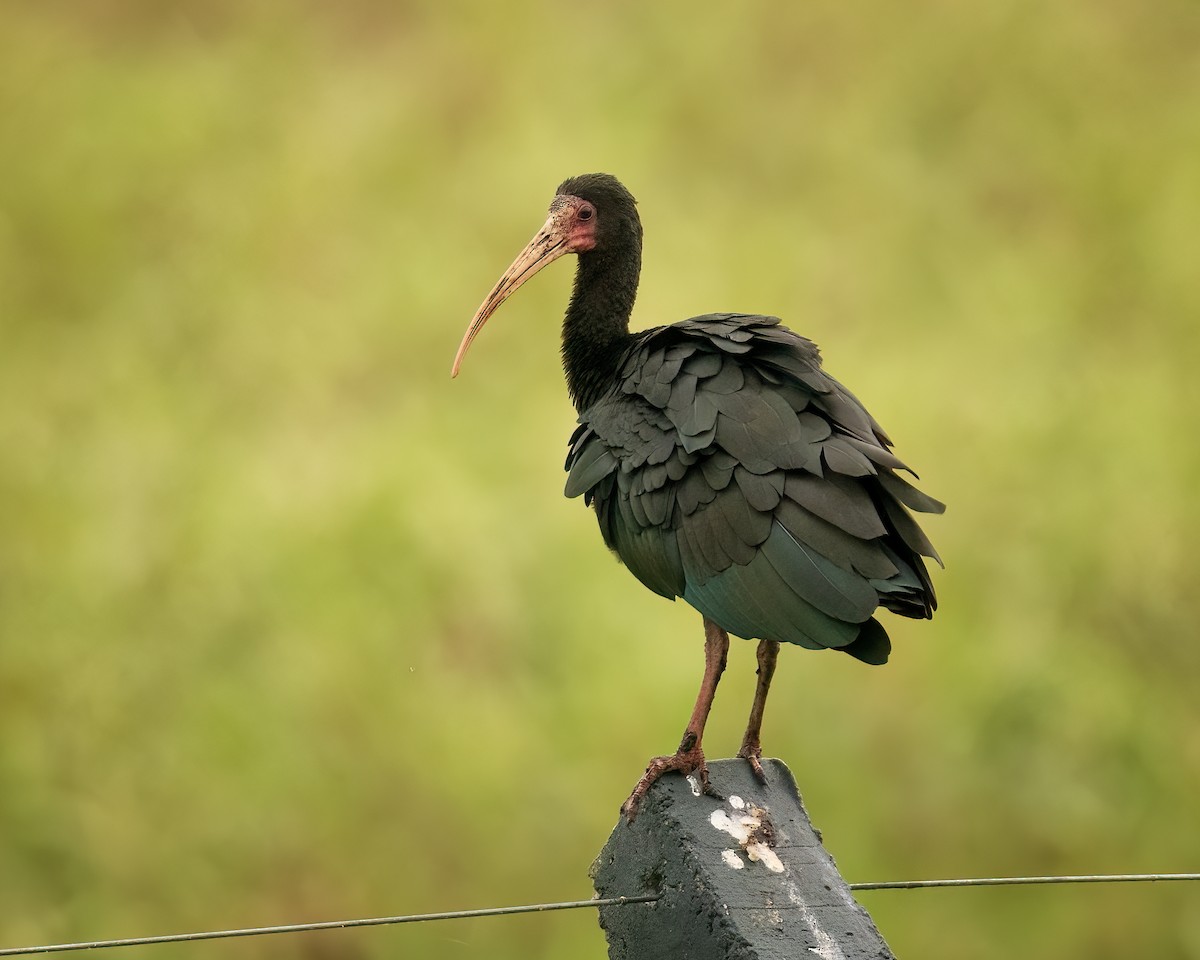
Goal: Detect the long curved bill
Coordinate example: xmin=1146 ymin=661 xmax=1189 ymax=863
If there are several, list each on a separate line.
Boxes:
xmin=452 ymin=214 xmax=569 ymax=377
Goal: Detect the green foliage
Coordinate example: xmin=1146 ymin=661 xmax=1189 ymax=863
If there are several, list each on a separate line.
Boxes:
xmin=2 ymin=3 xmax=1198 ymax=957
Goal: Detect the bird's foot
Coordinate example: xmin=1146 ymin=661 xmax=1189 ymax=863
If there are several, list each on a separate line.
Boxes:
xmin=621 ymin=735 xmax=711 ymax=821
xmin=737 ymin=740 xmax=769 ymax=785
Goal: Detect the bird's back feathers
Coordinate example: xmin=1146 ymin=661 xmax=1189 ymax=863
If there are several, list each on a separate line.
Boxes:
xmin=564 ymin=313 xmax=943 ymax=664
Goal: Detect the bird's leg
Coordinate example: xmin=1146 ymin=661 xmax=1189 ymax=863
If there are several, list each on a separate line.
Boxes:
xmin=737 ymin=639 xmax=780 ymax=784
xmin=621 ymin=618 xmax=729 ymax=820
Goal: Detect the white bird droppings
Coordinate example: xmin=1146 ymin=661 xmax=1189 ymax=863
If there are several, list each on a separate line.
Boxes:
xmin=709 ymin=808 xmax=746 ymax=840
xmin=686 ymin=774 xmax=702 ymax=797
xmin=721 ymin=849 xmax=745 ymax=870
xmin=710 ymin=800 xmax=784 ymax=873
xmin=746 ymin=841 xmax=785 ymax=874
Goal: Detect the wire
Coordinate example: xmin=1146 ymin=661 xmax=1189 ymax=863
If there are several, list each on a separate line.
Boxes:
xmin=2 ymin=874 xmax=1198 ymax=956
xmin=851 ymin=872 xmax=1200 ymax=891
xmin=0 ymin=896 xmax=659 ymax=957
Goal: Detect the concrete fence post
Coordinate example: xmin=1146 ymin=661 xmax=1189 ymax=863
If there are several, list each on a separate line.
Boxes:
xmin=592 ymin=758 xmax=896 ymax=959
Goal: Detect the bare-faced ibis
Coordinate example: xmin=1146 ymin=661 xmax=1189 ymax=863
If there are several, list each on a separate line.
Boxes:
xmin=453 ymin=174 xmax=942 ymax=817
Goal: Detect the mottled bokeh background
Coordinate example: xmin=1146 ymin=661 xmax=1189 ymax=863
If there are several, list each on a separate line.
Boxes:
xmin=2 ymin=3 xmax=1198 ymax=958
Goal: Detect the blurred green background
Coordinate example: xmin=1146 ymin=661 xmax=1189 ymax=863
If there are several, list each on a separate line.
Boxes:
xmin=2 ymin=2 xmax=1198 ymax=957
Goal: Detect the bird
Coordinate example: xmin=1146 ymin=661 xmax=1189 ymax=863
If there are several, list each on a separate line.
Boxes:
xmin=452 ymin=173 xmax=942 ymax=818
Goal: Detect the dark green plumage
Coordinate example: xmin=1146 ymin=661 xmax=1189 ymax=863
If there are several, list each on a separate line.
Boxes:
xmin=458 ymin=172 xmax=942 ymax=814
xmin=565 ymin=312 xmax=943 ymax=664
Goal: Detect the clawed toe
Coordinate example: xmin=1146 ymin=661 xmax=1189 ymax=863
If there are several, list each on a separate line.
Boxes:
xmin=738 ymin=745 xmax=769 ymax=784
xmin=621 ymin=747 xmax=709 ymax=821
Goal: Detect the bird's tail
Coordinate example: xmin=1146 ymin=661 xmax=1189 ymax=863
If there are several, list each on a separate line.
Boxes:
xmin=843 ymin=617 xmax=891 ymax=665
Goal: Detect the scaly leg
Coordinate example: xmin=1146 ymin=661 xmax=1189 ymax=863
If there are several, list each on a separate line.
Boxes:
xmin=737 ymin=639 xmax=780 ymax=783
xmin=621 ymin=618 xmax=729 ymax=820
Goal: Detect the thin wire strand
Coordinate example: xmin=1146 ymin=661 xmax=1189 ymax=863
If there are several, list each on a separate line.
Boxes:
xmin=851 ymin=872 xmax=1200 ymax=891
xmin=3 ymin=874 xmax=1198 ymax=957
xmin=0 ymin=896 xmax=659 ymax=957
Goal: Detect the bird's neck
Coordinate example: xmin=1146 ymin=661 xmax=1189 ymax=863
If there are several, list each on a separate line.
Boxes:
xmin=561 ymin=244 xmax=641 ymax=413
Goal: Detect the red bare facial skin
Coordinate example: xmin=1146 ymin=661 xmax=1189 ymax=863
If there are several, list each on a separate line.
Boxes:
xmin=555 ymin=194 xmax=598 ymax=253
xmin=452 ymin=195 xmax=597 ymax=377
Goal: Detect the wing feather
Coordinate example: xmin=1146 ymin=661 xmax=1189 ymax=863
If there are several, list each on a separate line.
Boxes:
xmin=563 ymin=313 xmax=941 ymax=660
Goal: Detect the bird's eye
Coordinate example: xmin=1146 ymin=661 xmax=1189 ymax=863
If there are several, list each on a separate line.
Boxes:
xmin=578 ymin=205 xmax=594 ymax=222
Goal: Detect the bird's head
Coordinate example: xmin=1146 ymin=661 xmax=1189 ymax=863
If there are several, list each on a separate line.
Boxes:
xmin=452 ymin=173 xmax=640 ymax=377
